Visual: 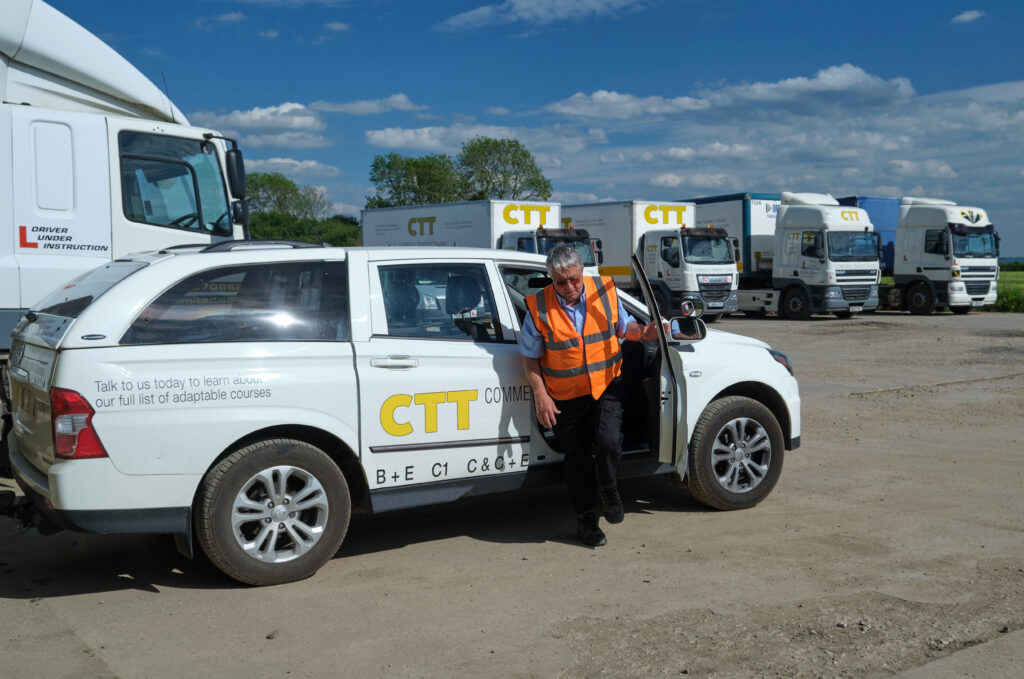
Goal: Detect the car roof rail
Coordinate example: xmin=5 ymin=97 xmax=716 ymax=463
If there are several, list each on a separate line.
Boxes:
xmin=158 ymin=243 xmax=209 ymax=253
xmin=201 ymin=239 xmax=324 ymax=253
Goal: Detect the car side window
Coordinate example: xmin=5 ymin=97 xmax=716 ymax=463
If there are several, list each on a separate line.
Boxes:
xmin=121 ymin=261 xmax=349 ymax=344
xmin=378 ymin=263 xmax=500 ymax=342
xmin=500 ymin=265 xmax=549 ymax=326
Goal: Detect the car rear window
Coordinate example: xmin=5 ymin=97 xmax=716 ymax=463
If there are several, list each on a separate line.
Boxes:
xmin=121 ymin=260 xmax=350 ymax=344
xmin=33 ymin=261 xmax=149 ymax=318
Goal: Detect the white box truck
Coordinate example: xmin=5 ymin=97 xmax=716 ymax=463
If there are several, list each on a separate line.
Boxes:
xmin=692 ymin=193 xmax=880 ymax=320
xmin=838 ymin=196 xmax=999 ymax=314
xmin=1 ymin=0 xmax=250 ymax=472
xmin=361 ymin=200 xmax=601 ymax=270
xmin=562 ymin=201 xmax=738 ymax=321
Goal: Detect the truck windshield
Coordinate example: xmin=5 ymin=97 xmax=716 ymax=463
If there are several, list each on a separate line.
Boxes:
xmin=682 ymin=236 xmax=732 ymax=264
xmin=951 ymin=230 xmax=997 ymax=258
xmin=827 ymin=232 xmax=877 ymax=262
xmin=538 ymin=237 xmax=597 ymax=267
xmin=119 ymin=131 xmax=233 ymax=237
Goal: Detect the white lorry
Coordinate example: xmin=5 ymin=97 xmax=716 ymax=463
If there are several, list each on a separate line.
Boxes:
xmin=361 ymin=200 xmax=601 ymax=270
xmin=691 ymin=192 xmax=880 ymax=320
xmin=563 ymin=201 xmax=738 ymax=321
xmin=838 ymin=196 xmax=999 ymax=314
xmin=1 ymin=0 xmax=250 ymax=472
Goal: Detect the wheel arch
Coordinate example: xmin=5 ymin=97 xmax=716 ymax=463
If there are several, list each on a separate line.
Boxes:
xmin=707 ymin=381 xmax=794 ymax=450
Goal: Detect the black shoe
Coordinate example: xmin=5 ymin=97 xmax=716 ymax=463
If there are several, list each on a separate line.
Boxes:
xmin=576 ymin=512 xmax=607 ymax=547
xmin=599 ymin=486 xmax=624 ymax=524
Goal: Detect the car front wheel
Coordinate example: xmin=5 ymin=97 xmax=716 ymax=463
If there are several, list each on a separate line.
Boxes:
xmin=196 ymin=438 xmax=351 ymax=586
xmin=687 ymin=396 xmax=784 ymax=510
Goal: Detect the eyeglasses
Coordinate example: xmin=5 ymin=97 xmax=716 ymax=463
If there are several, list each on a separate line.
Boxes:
xmin=553 ymin=276 xmax=582 ymax=288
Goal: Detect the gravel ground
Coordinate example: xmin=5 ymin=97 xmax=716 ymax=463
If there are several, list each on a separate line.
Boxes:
xmin=1 ymin=309 xmax=1022 ymax=678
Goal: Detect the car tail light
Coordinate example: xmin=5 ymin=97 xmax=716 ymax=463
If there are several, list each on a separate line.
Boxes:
xmin=50 ymin=388 xmax=108 ymax=459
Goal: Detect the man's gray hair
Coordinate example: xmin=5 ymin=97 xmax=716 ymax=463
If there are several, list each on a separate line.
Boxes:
xmin=546 ymin=244 xmax=583 ymax=276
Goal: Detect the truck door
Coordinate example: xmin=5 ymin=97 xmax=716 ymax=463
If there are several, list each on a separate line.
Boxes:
xmin=629 ymin=253 xmax=687 ymax=466
xmin=355 ymin=257 xmax=533 ymax=509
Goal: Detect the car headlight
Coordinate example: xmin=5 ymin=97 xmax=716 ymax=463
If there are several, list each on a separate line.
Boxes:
xmin=767 ymin=349 xmax=793 ymax=375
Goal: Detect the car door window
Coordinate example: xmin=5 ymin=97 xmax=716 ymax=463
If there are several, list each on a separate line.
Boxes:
xmin=500 ymin=265 xmax=550 ymax=326
xmin=377 ymin=263 xmax=499 ymax=342
xmin=121 ymin=260 xmax=349 ymax=344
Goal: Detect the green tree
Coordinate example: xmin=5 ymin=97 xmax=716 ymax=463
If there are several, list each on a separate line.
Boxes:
xmin=457 ymin=136 xmax=552 ymax=201
xmin=247 ymin=172 xmax=331 ymax=222
xmin=366 ymin=152 xmax=464 ymax=208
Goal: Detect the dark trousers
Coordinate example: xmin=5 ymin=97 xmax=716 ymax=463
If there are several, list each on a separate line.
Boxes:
xmin=551 ymin=377 xmax=624 ymax=515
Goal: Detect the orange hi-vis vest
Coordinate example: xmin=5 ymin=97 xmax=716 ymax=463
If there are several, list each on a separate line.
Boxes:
xmin=526 ymin=275 xmax=622 ymax=401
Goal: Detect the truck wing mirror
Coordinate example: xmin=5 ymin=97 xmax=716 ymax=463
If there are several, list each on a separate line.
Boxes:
xmin=226 ymin=148 xmax=247 ymax=199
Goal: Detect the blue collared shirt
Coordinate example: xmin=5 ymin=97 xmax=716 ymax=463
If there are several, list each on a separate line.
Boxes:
xmin=519 ymin=287 xmax=635 ymax=358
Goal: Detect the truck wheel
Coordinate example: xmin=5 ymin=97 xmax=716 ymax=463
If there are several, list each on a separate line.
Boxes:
xmin=196 ymin=439 xmax=351 ymax=586
xmin=950 ymin=306 xmax=971 ymax=315
xmin=906 ymin=282 xmax=934 ymax=315
xmin=781 ymin=288 xmax=811 ymax=320
xmin=653 ymin=290 xmax=668 ymax=316
xmin=687 ymin=396 xmax=784 ymax=510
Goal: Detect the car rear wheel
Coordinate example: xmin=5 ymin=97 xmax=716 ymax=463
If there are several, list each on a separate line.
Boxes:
xmin=196 ymin=438 xmax=350 ymax=586
xmin=687 ymin=396 xmax=784 ymax=510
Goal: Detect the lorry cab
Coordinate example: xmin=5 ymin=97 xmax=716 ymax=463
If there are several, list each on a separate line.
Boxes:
xmin=641 ymin=227 xmax=737 ymax=319
xmin=771 ymin=192 xmax=880 ymax=319
xmin=895 ymin=198 xmax=999 ymax=312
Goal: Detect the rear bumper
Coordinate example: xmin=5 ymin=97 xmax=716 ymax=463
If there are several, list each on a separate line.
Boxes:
xmin=9 ymin=439 xmax=190 ymax=535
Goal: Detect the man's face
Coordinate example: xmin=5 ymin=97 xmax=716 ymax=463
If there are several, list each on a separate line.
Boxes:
xmin=551 ymin=265 xmax=584 ymax=305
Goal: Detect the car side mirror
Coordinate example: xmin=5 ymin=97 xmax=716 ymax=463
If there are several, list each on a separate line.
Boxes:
xmin=668 ymin=316 xmax=707 ymax=342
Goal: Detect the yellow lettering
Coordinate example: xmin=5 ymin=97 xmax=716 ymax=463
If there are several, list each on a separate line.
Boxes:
xmin=407 ymin=217 xmax=436 ymax=236
xmin=841 ymin=210 xmax=859 ymax=222
xmin=381 ymin=394 xmax=413 ymax=437
xmin=535 ymin=205 xmax=550 ymax=226
xmin=644 ymin=205 xmax=658 ymax=224
xmin=446 ymin=390 xmax=478 ymax=431
xmin=407 ymin=218 xmax=418 ymax=237
xmin=561 ymin=217 xmax=572 ymax=229
xmin=503 ymin=204 xmax=518 ymax=225
xmin=414 ymin=392 xmax=447 ymax=433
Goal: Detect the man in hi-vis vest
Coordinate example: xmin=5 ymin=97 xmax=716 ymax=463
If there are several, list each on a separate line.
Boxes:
xmin=521 ymin=245 xmax=661 ymax=546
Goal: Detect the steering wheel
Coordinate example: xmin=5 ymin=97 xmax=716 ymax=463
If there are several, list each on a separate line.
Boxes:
xmin=170 ymin=213 xmax=199 ymax=228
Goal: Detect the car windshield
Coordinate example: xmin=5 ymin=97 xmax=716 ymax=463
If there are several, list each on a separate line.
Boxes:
xmin=537 ymin=237 xmax=597 ymax=267
xmin=683 ymin=236 xmax=732 ymax=264
xmin=951 ymin=231 xmax=997 ymax=258
xmin=827 ymin=232 xmax=877 ymax=262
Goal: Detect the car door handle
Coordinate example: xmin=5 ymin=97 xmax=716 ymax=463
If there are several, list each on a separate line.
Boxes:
xmin=370 ymin=355 xmax=419 ymax=370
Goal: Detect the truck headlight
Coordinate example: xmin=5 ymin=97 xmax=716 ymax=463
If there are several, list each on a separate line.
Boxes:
xmin=824 ymin=286 xmax=843 ymax=299
xmin=869 ymin=285 xmax=878 ymax=296
xmin=949 ymin=281 xmax=965 ymax=292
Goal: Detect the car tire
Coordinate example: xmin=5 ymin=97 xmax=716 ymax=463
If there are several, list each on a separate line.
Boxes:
xmin=196 ymin=438 xmax=351 ymax=586
xmin=687 ymin=396 xmax=784 ymax=510
xmin=906 ymin=282 xmax=934 ymax=315
xmin=781 ymin=287 xmax=811 ymax=320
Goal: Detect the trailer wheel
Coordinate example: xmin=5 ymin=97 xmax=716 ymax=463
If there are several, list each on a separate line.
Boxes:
xmin=950 ymin=306 xmax=971 ymax=315
xmin=906 ymin=282 xmax=934 ymax=315
xmin=781 ymin=287 xmax=811 ymax=320
xmin=687 ymin=396 xmax=784 ymax=510
xmin=196 ymin=438 xmax=350 ymax=586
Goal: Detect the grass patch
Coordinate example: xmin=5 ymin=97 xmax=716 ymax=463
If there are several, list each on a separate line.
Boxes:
xmin=994 ymin=271 xmax=1024 ymax=312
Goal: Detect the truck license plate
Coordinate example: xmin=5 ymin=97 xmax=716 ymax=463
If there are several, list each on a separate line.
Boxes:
xmin=708 ymin=302 xmax=724 ymax=309
xmin=849 ymin=306 xmax=863 ymax=313
xmin=972 ymin=301 xmax=984 ymax=307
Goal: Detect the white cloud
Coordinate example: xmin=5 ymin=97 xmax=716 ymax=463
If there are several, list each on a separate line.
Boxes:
xmin=325 ymin=21 xmax=351 ymax=31
xmin=259 ymin=29 xmax=279 ymax=39
xmin=218 ymin=12 xmax=246 ymax=22
xmin=650 ymin=173 xmax=685 ymax=188
xmin=487 ymin=106 xmax=511 ymax=115
xmin=243 ymin=132 xmax=333 ymax=148
xmin=888 ymin=159 xmax=957 ymax=178
xmin=246 ymin=158 xmax=339 ymax=177
xmin=587 ymin=128 xmax=608 ymax=144
xmin=331 ymin=201 xmax=363 ymax=218
xmin=951 ymin=10 xmax=985 ymax=24
xmin=436 ymin=0 xmax=647 ymax=32
xmin=190 ymin=102 xmax=325 ymax=131
xmin=364 ymin=122 xmax=590 ymax=156
xmin=312 ymin=94 xmax=427 ymax=115
xmin=548 ymin=90 xmax=708 ymax=119
xmin=664 ymin=147 xmax=694 ymax=160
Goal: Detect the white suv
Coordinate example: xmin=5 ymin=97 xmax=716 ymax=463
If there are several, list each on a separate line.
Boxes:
xmin=5 ymin=242 xmax=800 ymax=585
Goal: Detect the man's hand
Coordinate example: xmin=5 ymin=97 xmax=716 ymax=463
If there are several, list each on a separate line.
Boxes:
xmin=534 ymin=392 xmax=561 ymax=429
xmin=626 ymin=320 xmax=664 ymax=341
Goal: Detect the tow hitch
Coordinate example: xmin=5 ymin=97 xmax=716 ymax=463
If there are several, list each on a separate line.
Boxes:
xmin=0 ymin=489 xmax=61 ymax=535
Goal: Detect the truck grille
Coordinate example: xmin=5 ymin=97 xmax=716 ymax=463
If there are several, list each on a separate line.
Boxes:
xmin=842 ymin=286 xmax=871 ymax=302
xmin=965 ymin=281 xmax=991 ymax=295
xmin=699 ymin=282 xmax=732 ymax=302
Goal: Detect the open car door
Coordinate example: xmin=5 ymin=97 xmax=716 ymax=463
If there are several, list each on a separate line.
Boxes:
xmin=630 ymin=253 xmax=688 ymax=468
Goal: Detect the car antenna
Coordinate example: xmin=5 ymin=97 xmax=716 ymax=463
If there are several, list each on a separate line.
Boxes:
xmin=307 ymin=221 xmax=327 ymax=247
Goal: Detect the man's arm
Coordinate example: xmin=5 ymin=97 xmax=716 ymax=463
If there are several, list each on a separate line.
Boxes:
xmin=522 ymin=355 xmax=560 ymax=428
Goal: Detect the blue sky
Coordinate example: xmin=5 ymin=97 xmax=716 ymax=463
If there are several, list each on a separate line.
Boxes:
xmin=50 ymin=1 xmax=1024 ymax=255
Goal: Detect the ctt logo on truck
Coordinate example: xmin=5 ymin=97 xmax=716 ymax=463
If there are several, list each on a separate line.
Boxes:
xmin=642 ymin=204 xmax=688 ymax=225
xmin=502 ymin=204 xmax=551 ymax=227
xmin=408 ymin=217 xmax=437 ymax=236
xmin=840 ymin=210 xmax=862 ymax=222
